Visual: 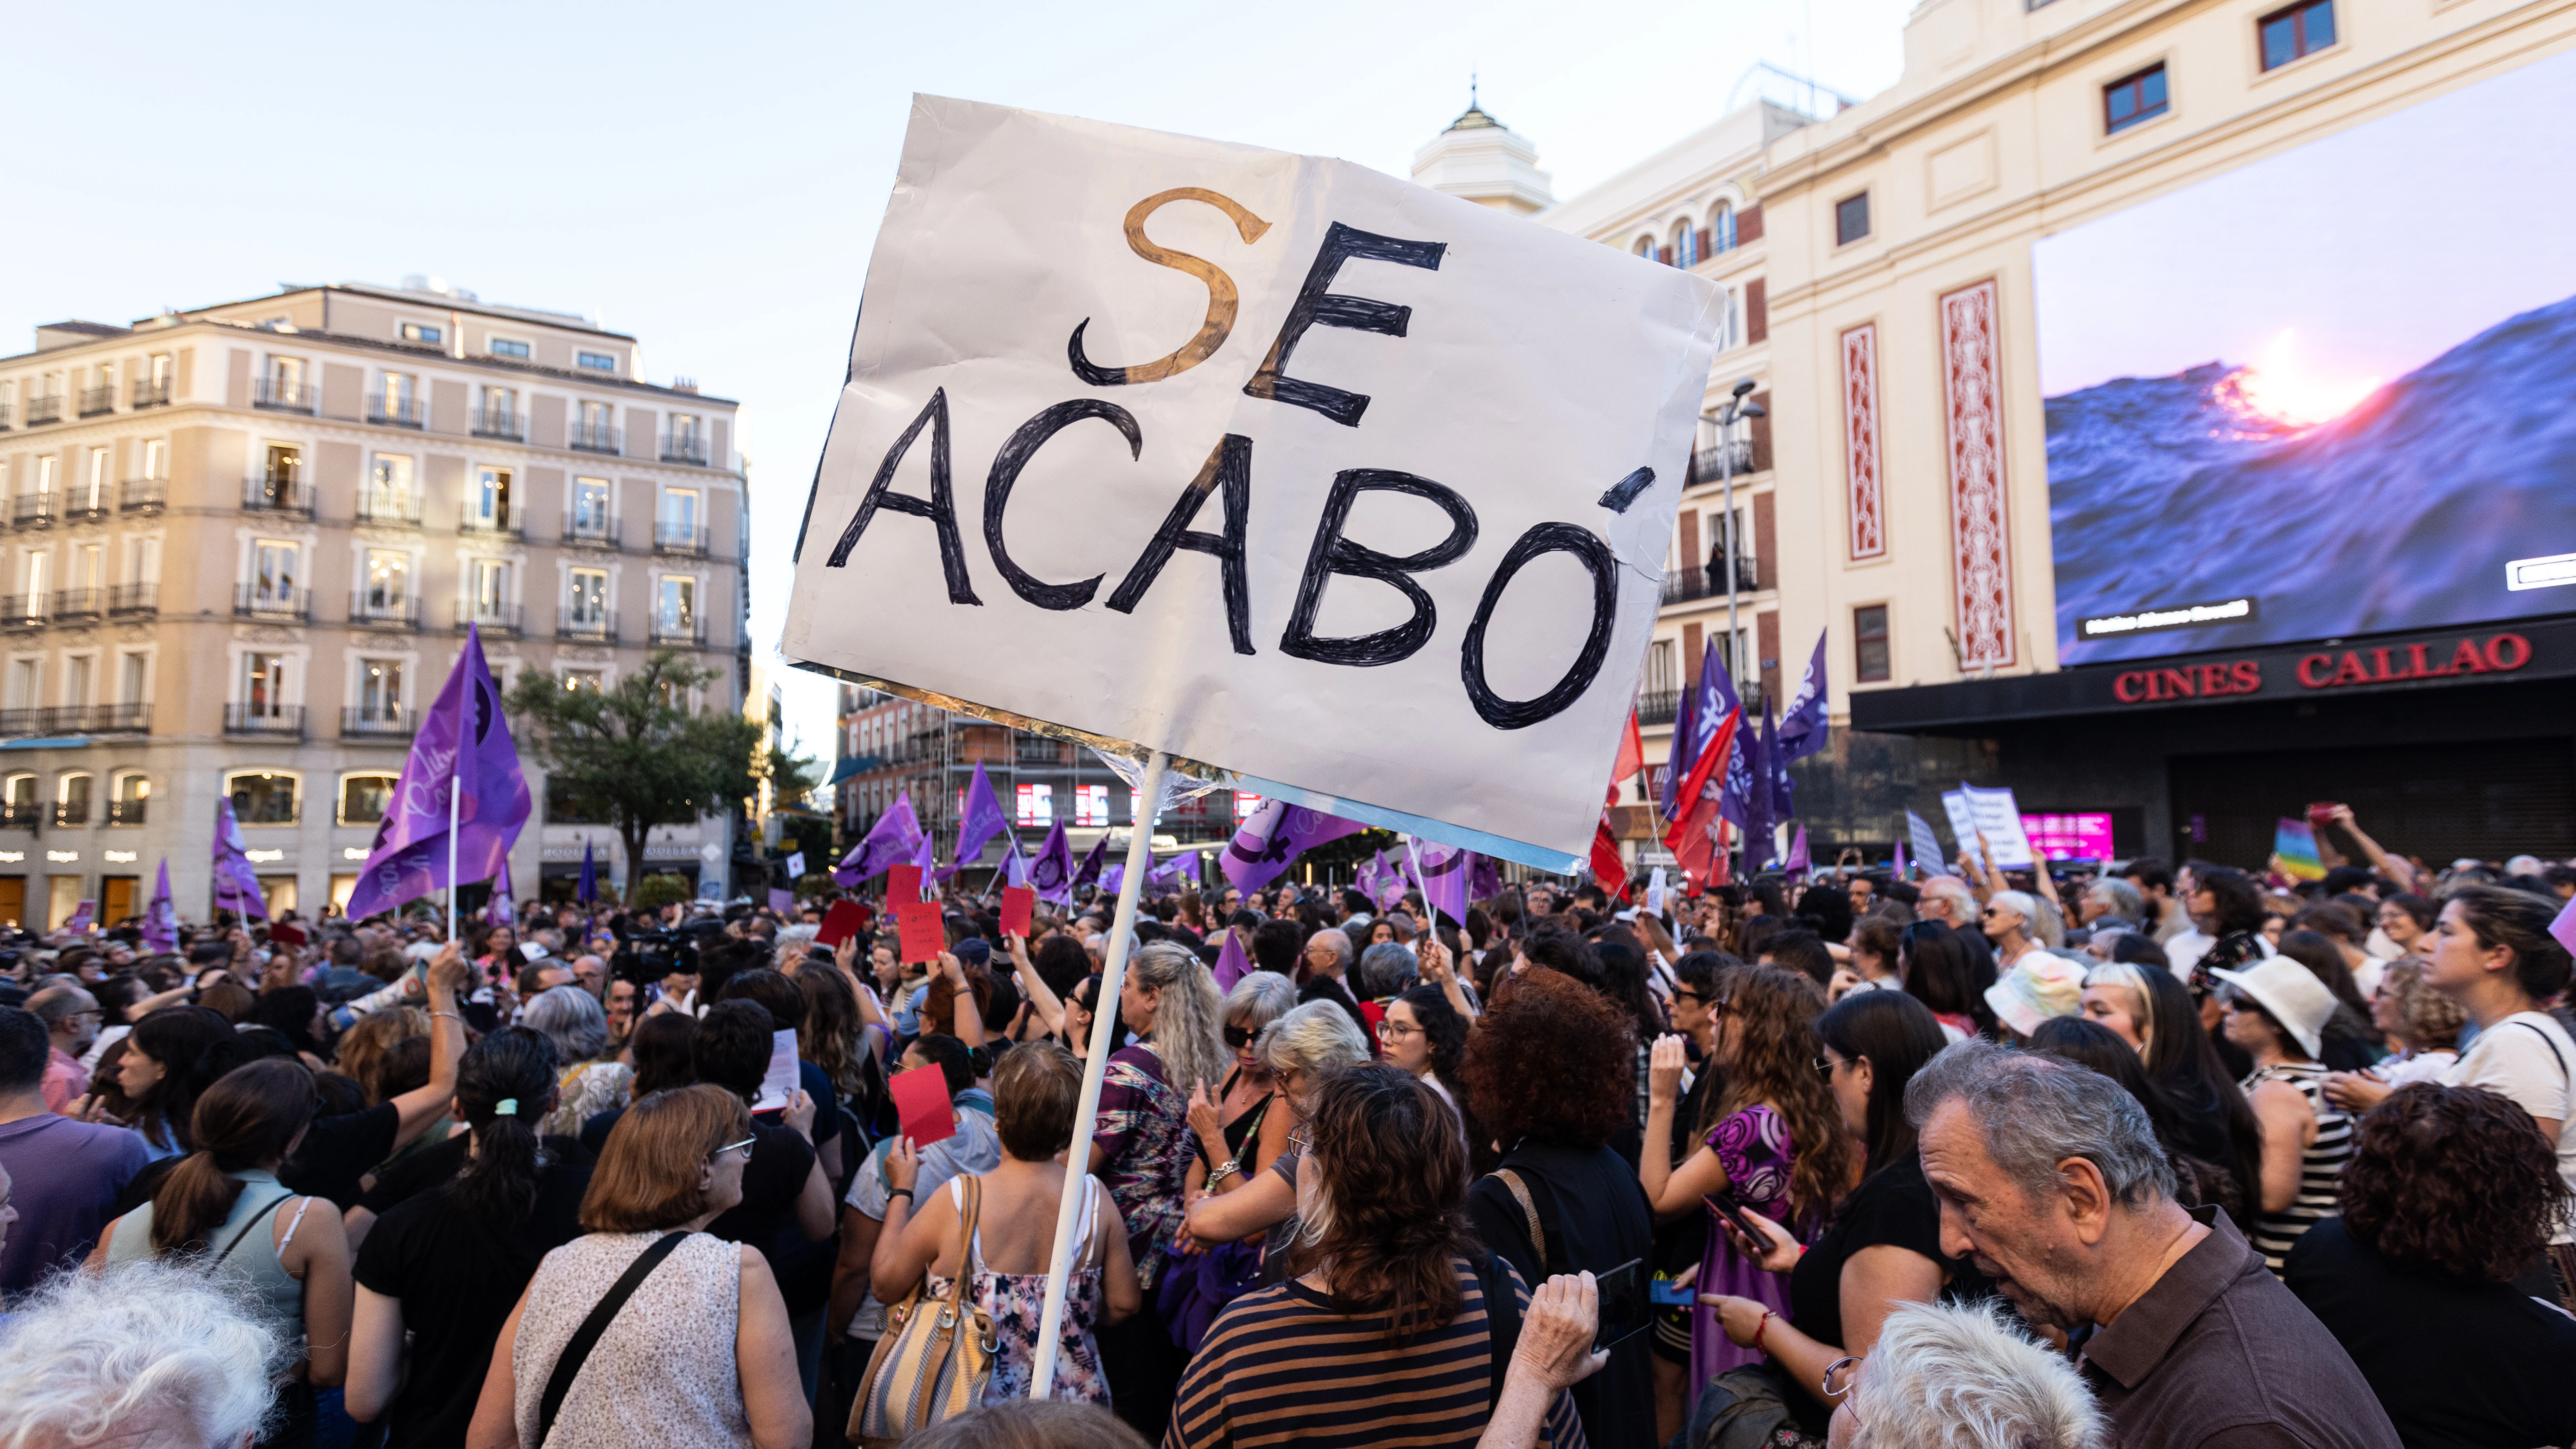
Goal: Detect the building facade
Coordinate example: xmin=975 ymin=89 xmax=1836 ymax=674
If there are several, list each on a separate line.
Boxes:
xmin=0 ymin=279 xmax=748 ymax=926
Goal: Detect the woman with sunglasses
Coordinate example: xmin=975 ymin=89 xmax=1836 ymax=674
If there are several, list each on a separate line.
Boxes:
xmin=1183 ymin=973 xmax=1299 ymax=1203
xmin=467 ymin=1084 xmax=809 ymax=1449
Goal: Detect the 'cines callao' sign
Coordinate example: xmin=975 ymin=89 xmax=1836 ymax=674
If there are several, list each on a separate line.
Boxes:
xmin=2110 ymin=632 xmax=2532 ymax=705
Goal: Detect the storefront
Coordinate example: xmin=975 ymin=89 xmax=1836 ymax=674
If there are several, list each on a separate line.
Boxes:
xmin=1850 ymin=613 xmax=2576 ymax=867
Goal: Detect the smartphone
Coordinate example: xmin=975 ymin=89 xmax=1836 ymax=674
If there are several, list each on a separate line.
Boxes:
xmin=1593 ymin=1257 xmax=1652 ymax=1352
xmin=1708 ymin=1188 xmax=1762 ymax=1247
xmin=2307 ymin=802 xmax=2342 ymax=829
xmin=1649 ymin=1277 xmax=1698 ymax=1307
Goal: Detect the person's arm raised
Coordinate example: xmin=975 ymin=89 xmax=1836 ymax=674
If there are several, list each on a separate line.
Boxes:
xmin=387 ymin=944 xmax=471 ymax=1151
xmin=1008 ymin=934 xmax=1067 ymax=1036
xmin=1640 ymin=1035 xmax=1728 ymax=1220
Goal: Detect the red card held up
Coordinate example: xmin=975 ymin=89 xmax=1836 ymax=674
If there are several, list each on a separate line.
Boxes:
xmin=888 ymin=863 xmax=924 ymax=904
xmin=896 ymin=900 xmax=945 ymax=964
xmin=888 ymin=1063 xmax=957 ymax=1148
xmin=1000 ymin=885 xmax=1035 ymax=939
xmin=815 ymin=900 xmax=869 ymax=948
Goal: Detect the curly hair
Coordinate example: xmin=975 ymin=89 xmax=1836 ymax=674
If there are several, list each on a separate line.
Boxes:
xmin=1460 ymin=968 xmax=1634 ymax=1149
xmin=2376 ymin=958 xmax=2465 ymax=1051
xmin=1717 ymin=965 xmax=1856 ymax=1223
xmin=1288 ymin=1064 xmax=1477 ymax=1342
xmin=2339 ymin=1083 xmax=2569 ymax=1282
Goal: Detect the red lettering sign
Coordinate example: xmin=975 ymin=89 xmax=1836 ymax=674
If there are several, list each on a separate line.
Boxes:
xmin=2113 ymin=633 xmax=2528 ymax=706
xmin=2296 ymin=654 xmax=2333 ymax=687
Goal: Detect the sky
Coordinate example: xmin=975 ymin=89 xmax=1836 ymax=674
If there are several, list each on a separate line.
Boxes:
xmin=2033 ymin=44 xmax=2576 ymax=408
xmin=3 ymin=0 xmax=1914 ymax=764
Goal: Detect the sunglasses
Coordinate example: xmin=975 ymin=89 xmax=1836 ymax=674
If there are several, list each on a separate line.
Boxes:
xmin=1222 ymin=1024 xmax=1256 ymax=1049
xmin=1812 ymin=1055 xmax=1839 ymax=1081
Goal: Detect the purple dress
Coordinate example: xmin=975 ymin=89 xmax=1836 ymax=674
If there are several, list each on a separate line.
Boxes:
xmin=1691 ymin=1104 xmax=1797 ymax=1395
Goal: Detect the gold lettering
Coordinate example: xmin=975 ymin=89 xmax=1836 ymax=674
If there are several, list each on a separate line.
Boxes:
xmin=1069 ymin=187 xmax=1270 ymax=386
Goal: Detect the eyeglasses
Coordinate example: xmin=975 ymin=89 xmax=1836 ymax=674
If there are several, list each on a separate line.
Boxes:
xmin=1812 ymin=1055 xmax=1838 ymax=1081
xmin=1822 ymin=1355 xmax=1863 ymax=1415
xmin=1377 ymin=1019 xmax=1422 ymax=1041
xmin=1304 ymin=946 xmax=1337 ymax=960
xmin=1671 ymin=990 xmax=1707 ymax=1007
xmin=1222 ymin=1024 xmax=1255 ymax=1049
xmin=713 ymin=1135 xmax=757 ymax=1162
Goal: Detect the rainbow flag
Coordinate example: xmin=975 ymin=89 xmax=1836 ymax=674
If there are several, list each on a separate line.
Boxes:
xmin=2273 ymin=818 xmax=2325 ymax=882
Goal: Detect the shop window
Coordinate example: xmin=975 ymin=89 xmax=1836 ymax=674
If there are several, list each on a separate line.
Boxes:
xmin=227 ymin=771 xmax=299 ymax=825
xmin=1015 ymin=782 xmax=1053 ymax=826
xmin=339 ymin=773 xmax=397 ymax=826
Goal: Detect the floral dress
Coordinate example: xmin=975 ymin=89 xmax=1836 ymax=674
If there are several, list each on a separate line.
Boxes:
xmin=1093 ymin=1041 xmax=1194 ymax=1291
xmin=1691 ymin=1103 xmax=1798 ymax=1394
xmin=925 ymin=1175 xmax=1112 ymax=1408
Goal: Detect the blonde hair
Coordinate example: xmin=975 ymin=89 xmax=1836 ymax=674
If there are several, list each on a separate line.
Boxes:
xmin=2081 ymin=962 xmax=2158 ymax=1056
xmin=1126 ymin=942 xmax=1229 ymax=1101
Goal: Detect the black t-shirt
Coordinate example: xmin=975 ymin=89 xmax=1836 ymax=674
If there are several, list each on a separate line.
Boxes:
xmin=353 ymin=1162 xmax=592 ymax=1449
xmin=1467 ymin=1141 xmax=1658 ymax=1449
xmin=357 ymin=1132 xmax=594 ymax=1218
xmin=279 ymin=1103 xmax=399 ymax=1208
xmin=703 ymin=1121 xmax=817 ymax=1274
xmin=2284 ymin=1216 xmax=2576 ymax=1449
xmin=1783 ymin=1157 xmax=1991 ymax=1432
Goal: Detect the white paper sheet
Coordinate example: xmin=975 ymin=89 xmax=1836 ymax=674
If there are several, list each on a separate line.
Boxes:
xmin=752 ymin=1026 xmax=800 ymax=1115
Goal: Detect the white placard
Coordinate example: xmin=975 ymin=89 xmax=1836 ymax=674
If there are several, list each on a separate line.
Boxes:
xmin=752 ymin=1026 xmax=800 ymax=1115
xmin=782 ymin=96 xmax=1720 ymax=868
xmin=1941 ymin=784 xmax=2037 ymax=870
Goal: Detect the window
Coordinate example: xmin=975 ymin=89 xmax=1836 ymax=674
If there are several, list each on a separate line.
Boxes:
xmin=399 ymin=321 xmax=442 ymax=344
xmin=1710 ymin=203 xmax=1736 ymax=254
xmin=5 ymin=775 xmax=33 ymax=809
xmin=561 ymin=669 xmax=603 ymax=693
xmin=125 ymin=537 xmax=159 ymax=585
xmin=241 ymin=653 xmax=288 ymax=716
xmin=368 ymin=454 xmax=412 ymax=516
xmin=2104 ymin=63 xmax=2170 ymax=132
xmin=488 ymin=337 xmax=530 ymax=358
xmin=18 ymin=551 xmax=45 ymax=600
xmin=483 ymin=385 xmax=516 ymax=414
xmin=339 ymin=773 xmax=397 ymax=826
xmin=1673 ymin=223 xmax=1697 ymax=268
xmin=578 ymin=351 xmax=616 ymax=372
xmin=148 ymin=353 xmax=173 ymax=388
xmin=2259 ymin=0 xmax=2334 ymax=69
xmin=263 ymin=442 xmax=301 ymax=486
xmin=1075 ymin=784 xmax=1110 ymax=827
xmin=71 ymin=542 xmax=101 ymax=591
xmin=228 ymin=771 xmax=298 ymax=825
xmin=33 ymin=455 xmax=55 ymax=495
xmin=82 ymin=449 xmax=108 ymax=509
xmin=268 ymin=356 xmax=306 ymax=392
xmin=357 ymin=659 xmax=404 ymax=721
xmin=366 ymin=550 xmax=410 ymax=610
xmin=380 ymin=372 xmax=415 ymax=412
xmin=473 ymin=466 xmax=513 ymax=528
xmin=6 ymin=660 xmax=37 ymax=710
xmin=141 ymin=439 xmax=166 ymax=480
xmin=657 ymin=576 xmax=696 ymax=631
xmin=572 ymin=477 xmax=611 ymax=534
xmin=59 ymin=773 xmax=90 ymax=817
xmin=1854 ymin=605 xmax=1891 ymax=683
xmin=469 ymin=559 xmax=512 ymax=618
xmin=1016 ymin=782 xmax=1053 ymax=826
xmin=1834 ymin=192 xmax=1871 ymax=246
xmin=118 ymin=652 xmax=147 ymax=704
xmin=569 ymin=568 xmax=608 ymax=624
xmin=111 ymin=770 xmax=148 ymax=824
xmin=663 ymin=487 xmax=699 ymax=530
xmin=1633 ymin=236 xmax=1657 ymax=259
xmin=253 ymin=541 xmax=300 ymax=605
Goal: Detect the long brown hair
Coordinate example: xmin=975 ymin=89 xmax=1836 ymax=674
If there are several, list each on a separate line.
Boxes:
xmin=1713 ymin=965 xmax=1855 ymax=1225
xmin=150 ymin=1059 xmax=317 ymax=1255
xmin=1286 ymin=1065 xmax=1475 ymax=1343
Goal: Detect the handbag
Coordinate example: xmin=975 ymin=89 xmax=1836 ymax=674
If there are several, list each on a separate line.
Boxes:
xmin=850 ymin=1177 xmax=998 ymax=1446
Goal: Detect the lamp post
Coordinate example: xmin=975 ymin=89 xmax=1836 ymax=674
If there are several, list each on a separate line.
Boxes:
xmin=1703 ymin=378 xmax=1766 ymax=692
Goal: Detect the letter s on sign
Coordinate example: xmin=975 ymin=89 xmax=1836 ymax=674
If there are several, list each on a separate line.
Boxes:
xmin=1068 ymin=188 xmax=1272 ymax=387
xmin=2231 ymin=660 xmax=2261 ymax=693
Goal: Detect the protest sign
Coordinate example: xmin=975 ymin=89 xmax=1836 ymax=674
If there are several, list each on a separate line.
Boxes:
xmin=752 ymin=1027 xmax=799 ymax=1114
xmin=768 ymin=888 xmax=795 ymax=915
xmin=1000 ymin=885 xmax=1035 ymax=938
xmin=889 ymin=1064 xmax=958 ymax=1149
xmin=782 ymin=96 xmax=1721 ymax=870
xmin=2273 ymin=819 xmax=2326 ymax=881
xmin=815 ymin=899 xmax=870 ymax=948
xmin=888 ymin=863 xmax=924 ymax=904
xmin=1941 ymin=784 xmax=2039 ymax=870
xmin=895 ymin=900 xmax=945 ymax=964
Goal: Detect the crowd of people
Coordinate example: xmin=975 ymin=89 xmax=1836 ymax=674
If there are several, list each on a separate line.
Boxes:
xmin=1 ymin=832 xmax=2573 ymax=1449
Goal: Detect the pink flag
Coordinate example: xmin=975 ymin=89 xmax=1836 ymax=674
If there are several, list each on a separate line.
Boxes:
xmin=1212 ymin=926 xmax=1253 ymax=992
xmin=2551 ymin=895 xmax=2576 ymax=960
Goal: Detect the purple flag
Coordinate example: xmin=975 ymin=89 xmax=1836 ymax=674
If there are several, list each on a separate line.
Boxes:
xmin=212 ymin=796 xmax=270 ymax=920
xmin=1222 ymin=799 xmax=1364 ymax=894
xmin=1212 ymin=927 xmax=1253 ymax=992
xmin=1660 ymin=657 xmax=1698 ymax=819
xmin=65 ymin=899 xmax=95 ymax=934
xmin=1467 ymin=853 xmax=1503 ymax=903
xmin=577 ymin=838 xmax=598 ymax=905
xmin=1002 ymin=835 xmax=1030 ymax=889
xmin=769 ymin=888 xmax=795 ymax=914
xmin=1070 ymin=832 xmax=1109 ymax=897
xmin=1410 ymin=839 xmax=1471 ymax=929
xmin=1741 ymin=703 xmax=1777 ymax=873
xmin=835 ymin=792 xmax=924 ymax=887
xmin=956 ymin=763 xmax=1009 ymax=868
xmin=142 ymin=859 xmax=177 ymax=953
xmin=1359 ymin=850 xmax=1408 ymax=911
xmin=1785 ymin=824 xmax=1810 ymax=873
xmin=345 ymin=626 xmax=532 ymax=920
xmin=1775 ymin=631 xmax=1831 ymax=767
xmin=1101 ymin=863 xmax=1124 ymax=896
xmin=1892 ymin=838 xmax=1909 ymax=881
xmin=910 ymin=830 xmax=938 ymax=891
xmin=2550 ymin=895 xmax=2576 ymax=960
xmin=487 ymin=863 xmax=514 ymax=926
xmin=1029 ymin=819 xmax=1074 ymax=904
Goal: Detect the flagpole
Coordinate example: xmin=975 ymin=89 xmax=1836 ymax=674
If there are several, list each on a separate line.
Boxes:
xmin=1032 ymin=748 xmax=1165 ymax=1398
xmin=1400 ymin=833 xmax=1438 ymax=937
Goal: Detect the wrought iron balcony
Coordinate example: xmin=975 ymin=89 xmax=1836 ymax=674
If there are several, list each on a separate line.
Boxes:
xmin=348 ymin=592 xmax=422 ymax=630
xmin=12 ymin=494 xmax=54 ymax=529
xmin=1661 ymin=558 xmax=1762 ymax=605
xmin=0 ymin=403 xmax=13 ymax=429
xmin=456 ymin=602 xmax=522 ymax=636
xmin=649 ymin=613 xmax=708 ymax=647
xmin=78 ymin=385 xmax=116 ymax=418
xmin=130 ymin=378 xmax=171 ymax=410
xmin=1690 ymin=439 xmax=1757 ymax=482
xmin=253 ymin=377 xmax=316 ymax=413
xmin=63 ymin=489 xmax=110 ymax=522
xmin=568 ymin=420 xmax=622 ymax=454
xmin=472 ymin=406 xmax=525 ymax=440
xmin=81 ymin=702 xmax=151 ymax=734
xmin=234 ymin=585 xmax=311 ymax=622
xmin=660 ymin=432 xmax=709 ymax=466
xmin=560 ymin=512 xmax=622 ymax=549
xmin=51 ymin=589 xmax=102 ymax=623
xmin=52 ymin=800 xmax=88 ymax=826
xmin=341 ymin=707 xmax=417 ymax=737
xmin=119 ymin=479 xmax=166 ymax=514
xmin=556 ymin=608 xmax=618 ymax=643
xmin=367 ymin=395 xmax=427 ymax=428
xmin=224 ymin=704 xmax=303 ymax=737
xmin=24 ymin=395 xmax=63 ymax=426
xmin=356 ymin=492 xmax=422 ymax=527
xmin=244 ymin=475 xmax=314 ymax=516
xmin=0 ymin=803 xmax=35 ymax=828
xmin=107 ymin=583 xmax=157 ymax=618
xmin=653 ymin=522 xmax=710 ymax=556
xmin=458 ymin=504 xmax=522 ymax=537
xmin=0 ymin=596 xmax=44 ymax=630
xmin=1637 ymin=689 xmax=1681 ymax=727
xmin=107 ymin=798 xmax=147 ymax=825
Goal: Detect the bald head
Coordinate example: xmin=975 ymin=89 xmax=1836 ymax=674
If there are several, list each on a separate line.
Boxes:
xmin=27 ymin=985 xmax=100 ymax=1053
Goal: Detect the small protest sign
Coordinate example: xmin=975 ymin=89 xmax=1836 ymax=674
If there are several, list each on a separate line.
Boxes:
xmin=1000 ymin=885 xmax=1035 ymax=938
xmin=888 ymin=863 xmax=924 ymax=904
xmin=896 ymin=900 xmax=945 ymax=964
xmin=815 ymin=899 xmax=870 ymax=948
xmin=1941 ymin=785 xmax=2038 ymax=870
xmin=752 ymin=1028 xmax=799 ymax=1114
xmin=889 ymin=1063 xmax=957 ymax=1149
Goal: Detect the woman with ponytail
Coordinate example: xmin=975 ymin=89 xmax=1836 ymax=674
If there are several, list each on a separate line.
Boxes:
xmin=347 ymin=1027 xmax=596 ymax=1448
xmin=89 ymin=1056 xmax=354 ymax=1447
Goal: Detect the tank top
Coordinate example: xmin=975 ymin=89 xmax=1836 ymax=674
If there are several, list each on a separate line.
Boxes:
xmin=925 ymin=1174 xmax=1111 ymax=1406
xmin=511 ymin=1231 xmax=749 ymax=1449
xmin=103 ymin=1167 xmax=311 ymax=1328
xmin=2242 ymin=1061 xmax=2353 ymax=1273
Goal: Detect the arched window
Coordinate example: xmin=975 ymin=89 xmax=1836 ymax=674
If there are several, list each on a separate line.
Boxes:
xmin=226 ymin=769 xmax=299 ymax=825
xmin=1634 ymin=236 xmax=1658 ymax=260
xmin=3 ymin=773 xmax=34 ymax=824
xmin=1673 ymin=222 xmax=1697 ymax=268
xmin=1711 ymin=203 xmax=1737 ymax=254
xmin=337 ymin=772 xmax=398 ymax=827
xmin=109 ymin=770 xmax=148 ymax=826
xmin=56 ymin=772 xmax=92 ymax=827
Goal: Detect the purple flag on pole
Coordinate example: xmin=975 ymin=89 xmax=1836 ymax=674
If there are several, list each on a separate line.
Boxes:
xmin=1411 ymin=839 xmax=1472 ymax=928
xmin=1070 ymin=832 xmax=1109 ymax=896
xmin=1741 ymin=704 xmax=1777 ymax=873
xmin=577 ymin=838 xmax=597 ymax=905
xmin=1029 ymin=819 xmax=1074 ymax=904
xmin=142 ymin=859 xmax=177 ymax=953
xmin=1212 ymin=927 xmax=1253 ymax=992
xmin=1101 ymin=863 xmax=1124 ymax=896
xmin=213 ymin=796 xmax=270 ymax=920
xmin=956 ymin=764 xmax=1009 ymax=868
xmin=1221 ymin=800 xmax=1364 ymax=894
xmin=345 ymin=626 xmax=532 ymax=920
xmin=835 ymin=792 xmax=924 ymax=887
xmin=1467 ymin=853 xmax=1503 ymax=903
xmin=1785 ymin=824 xmax=1810 ymax=873
xmin=910 ymin=831 xmax=938 ymax=890
xmin=1892 ymin=838 xmax=1909 ymax=882
xmin=1359 ymin=850 xmax=1408 ymax=911
xmin=1775 ymin=631 xmax=1831 ymax=767
xmin=487 ymin=863 xmax=515 ymax=926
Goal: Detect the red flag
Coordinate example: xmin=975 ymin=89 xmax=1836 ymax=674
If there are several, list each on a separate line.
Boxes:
xmin=1665 ymin=709 xmax=1744 ymax=886
xmin=1591 ymin=814 xmax=1631 ymax=902
xmin=1612 ymin=709 xmax=1644 ymax=784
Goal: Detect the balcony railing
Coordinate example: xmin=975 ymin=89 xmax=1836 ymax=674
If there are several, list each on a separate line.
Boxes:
xmin=560 ymin=512 xmax=622 ymax=549
xmin=107 ymin=584 xmax=157 ymax=618
xmin=341 ymin=707 xmax=417 ymax=737
xmin=660 ymin=432 xmax=710 ymax=466
xmin=0 ymin=596 xmax=44 ymax=630
xmin=130 ymin=378 xmax=171 ymax=410
xmin=556 ymin=608 xmax=618 ymax=643
xmin=367 ymin=395 xmax=426 ymax=428
xmin=244 ymin=475 xmax=314 ymax=516
xmin=224 ymin=704 xmax=303 ymax=737
xmin=649 ymin=614 xmax=708 ymax=647
xmin=119 ymin=479 xmax=166 ymax=514
xmin=568 ymin=420 xmax=622 ymax=454
xmin=653 ymin=522 xmax=710 ymax=556
xmin=107 ymin=798 xmax=147 ymax=826
xmin=0 ymin=403 xmax=11 ymax=429
xmin=1662 ymin=558 xmax=1761 ymax=605
xmin=253 ymin=377 xmax=316 ymax=413
xmin=458 ymin=506 xmax=522 ymax=537
xmin=51 ymin=589 xmax=102 ymax=623
xmin=456 ymin=602 xmax=522 ymax=636
xmin=349 ymin=592 xmax=422 ymax=630
xmin=1637 ymin=689 xmax=1680 ymax=727
xmin=78 ymin=386 xmax=116 ymax=418
xmin=0 ymin=705 xmax=150 ymax=737
xmin=1690 ymin=439 xmax=1757 ymax=482
xmin=52 ymin=800 xmax=88 ymax=826
xmin=472 ymin=406 xmax=526 ymax=440
xmin=63 ymin=489 xmax=110 ymax=523
xmin=25 ymin=395 xmax=63 ymax=426
xmin=356 ymin=492 xmax=422 ymax=527
xmin=234 ymin=585 xmax=311 ymax=622
xmin=0 ymin=804 xmax=35 ymax=828
xmin=11 ymin=494 xmax=54 ymax=529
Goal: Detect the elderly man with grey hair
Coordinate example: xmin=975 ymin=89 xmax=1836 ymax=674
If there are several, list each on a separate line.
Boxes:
xmin=0 ymin=1256 xmax=290 ymax=1448
xmin=26 ymin=982 xmax=100 ymax=1111
xmin=1296 ymin=926 xmax=1371 ymax=1043
xmin=1826 ymin=1299 xmax=2107 ymax=1449
xmin=2078 ymin=877 xmax=2144 ymax=930
xmin=1908 ymin=1041 xmax=2396 ymax=1448
xmin=1357 ymin=941 xmax=1419 ymax=1001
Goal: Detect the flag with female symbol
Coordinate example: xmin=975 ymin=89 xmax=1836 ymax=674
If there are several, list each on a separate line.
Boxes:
xmin=213 ymin=797 xmax=270 ymax=920
xmin=142 ymin=859 xmax=178 ymax=953
xmin=1222 ymin=799 xmax=1363 ymax=895
xmin=345 ymin=626 xmax=531 ymax=920
xmin=836 ymin=792 xmax=925 ymax=886
xmin=1029 ymin=819 xmax=1075 ymax=904
xmin=1409 ymin=838 xmax=1472 ymax=928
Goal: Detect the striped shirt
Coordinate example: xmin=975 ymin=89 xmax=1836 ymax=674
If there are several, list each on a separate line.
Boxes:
xmin=2241 ymin=1060 xmax=2353 ymax=1273
xmin=1166 ymin=1256 xmax=1588 ymax=1449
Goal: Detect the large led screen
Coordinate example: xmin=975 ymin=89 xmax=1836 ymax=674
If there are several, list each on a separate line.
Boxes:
xmin=2035 ymin=48 xmax=2576 ymax=665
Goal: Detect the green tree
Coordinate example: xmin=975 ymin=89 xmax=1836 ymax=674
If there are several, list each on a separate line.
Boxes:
xmin=506 ymin=652 xmax=761 ymax=905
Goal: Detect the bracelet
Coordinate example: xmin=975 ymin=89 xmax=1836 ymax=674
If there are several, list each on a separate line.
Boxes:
xmin=886 ymin=1187 xmax=914 ymax=1201
xmin=432 ymin=1011 xmax=462 ymax=1023
xmin=1753 ymin=1308 xmax=1775 ymax=1355
xmin=1210 ymin=1159 xmax=1243 ymax=1184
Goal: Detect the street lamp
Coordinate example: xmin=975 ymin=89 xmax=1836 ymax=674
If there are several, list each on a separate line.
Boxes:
xmin=1702 ymin=379 xmax=1765 ymax=692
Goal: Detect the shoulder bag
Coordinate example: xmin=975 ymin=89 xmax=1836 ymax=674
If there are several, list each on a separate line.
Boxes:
xmin=536 ymin=1230 xmax=693 ymax=1447
xmin=851 ymin=1176 xmax=997 ymax=1446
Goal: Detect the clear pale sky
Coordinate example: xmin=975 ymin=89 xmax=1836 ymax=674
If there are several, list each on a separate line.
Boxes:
xmin=3 ymin=0 xmax=1912 ymax=763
